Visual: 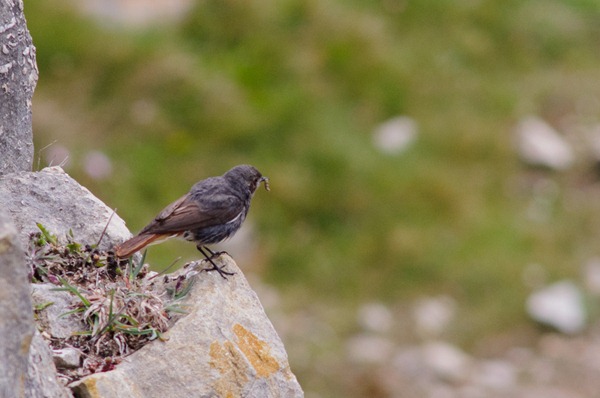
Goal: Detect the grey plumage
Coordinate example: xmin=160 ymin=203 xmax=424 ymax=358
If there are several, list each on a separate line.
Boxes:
xmin=115 ymin=165 xmax=269 ymax=277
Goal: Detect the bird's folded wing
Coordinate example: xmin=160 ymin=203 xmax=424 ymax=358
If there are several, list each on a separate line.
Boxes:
xmin=139 ymin=193 xmax=243 ymax=234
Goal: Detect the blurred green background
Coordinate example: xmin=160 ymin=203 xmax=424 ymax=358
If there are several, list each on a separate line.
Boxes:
xmin=26 ymin=0 xmax=600 ymax=396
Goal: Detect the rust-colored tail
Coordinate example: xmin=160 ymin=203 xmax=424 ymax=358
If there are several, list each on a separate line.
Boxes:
xmin=115 ymin=233 xmax=169 ymax=258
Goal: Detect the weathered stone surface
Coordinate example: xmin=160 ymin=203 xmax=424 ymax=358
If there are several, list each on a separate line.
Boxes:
xmin=0 ymin=166 xmax=131 ymax=251
xmin=0 ymin=0 xmax=38 ymax=176
xmin=53 ymin=348 xmax=81 ymax=370
xmin=26 ymin=332 xmax=73 ymax=398
xmin=0 ymin=209 xmax=35 ymax=397
xmin=71 ymin=256 xmax=304 ymax=398
xmin=1 ymin=166 xmax=301 ymax=397
xmin=31 ymin=283 xmax=85 ymax=339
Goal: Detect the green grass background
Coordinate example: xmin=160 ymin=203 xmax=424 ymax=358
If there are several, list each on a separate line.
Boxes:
xmin=26 ymin=0 xmax=600 ymax=395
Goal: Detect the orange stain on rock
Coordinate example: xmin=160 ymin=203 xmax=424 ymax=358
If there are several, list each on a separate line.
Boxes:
xmin=233 ymin=323 xmax=280 ymax=378
xmin=208 ymin=324 xmax=281 ymax=396
xmin=209 ymin=340 xmax=249 ymax=397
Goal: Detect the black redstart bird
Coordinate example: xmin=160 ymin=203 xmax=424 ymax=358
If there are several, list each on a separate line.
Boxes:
xmin=115 ymin=164 xmax=269 ymax=278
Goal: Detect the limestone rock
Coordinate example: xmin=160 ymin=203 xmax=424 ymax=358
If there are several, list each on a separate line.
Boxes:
xmin=0 ymin=209 xmax=35 ymax=397
xmin=53 ymin=348 xmax=82 ymax=370
xmin=31 ymin=283 xmax=86 ymax=339
xmin=26 ymin=331 xmax=73 ymax=398
xmin=71 ymin=256 xmax=304 ymax=398
xmin=0 ymin=166 xmax=302 ymax=397
xmin=0 ymin=166 xmax=131 ymax=251
xmin=0 ymin=0 xmax=38 ymax=176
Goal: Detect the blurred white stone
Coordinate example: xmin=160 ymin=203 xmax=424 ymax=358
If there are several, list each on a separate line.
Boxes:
xmin=357 ymin=302 xmax=393 ymax=334
xmin=421 ymin=341 xmax=471 ymax=383
xmin=516 ymin=116 xmax=574 ymax=170
xmin=346 ymin=334 xmax=395 ymax=364
xmin=583 ymin=258 xmax=600 ymax=296
xmin=526 ymin=280 xmax=586 ymax=334
xmin=392 ymin=346 xmax=427 ymax=378
xmin=83 ymin=150 xmax=113 ymax=180
xmin=413 ymin=296 xmax=457 ymax=338
xmin=473 ymin=360 xmax=518 ymax=391
xmin=373 ymin=116 xmax=418 ymax=155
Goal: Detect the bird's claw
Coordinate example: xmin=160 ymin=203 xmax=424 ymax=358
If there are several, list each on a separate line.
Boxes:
xmin=205 ymin=248 xmax=228 ymax=259
xmin=197 ymin=246 xmax=234 ymax=279
xmin=202 ymin=260 xmax=235 ymax=279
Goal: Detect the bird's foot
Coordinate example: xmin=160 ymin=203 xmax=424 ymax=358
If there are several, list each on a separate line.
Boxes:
xmin=204 ymin=247 xmax=228 ymax=259
xmin=202 ymin=260 xmax=235 ymax=279
xmin=197 ymin=246 xmax=234 ymax=279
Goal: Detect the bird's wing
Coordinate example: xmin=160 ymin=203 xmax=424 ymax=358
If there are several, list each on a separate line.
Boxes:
xmin=139 ymin=192 xmax=244 ymax=235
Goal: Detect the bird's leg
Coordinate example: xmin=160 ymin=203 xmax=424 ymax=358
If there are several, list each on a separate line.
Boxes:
xmin=197 ymin=246 xmax=234 ymax=279
xmin=205 ymin=247 xmax=227 ymax=257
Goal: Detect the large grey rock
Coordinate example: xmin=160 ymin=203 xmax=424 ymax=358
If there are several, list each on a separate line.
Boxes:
xmin=71 ymin=256 xmax=304 ymax=398
xmin=0 ymin=0 xmax=37 ymax=176
xmin=0 ymin=209 xmax=35 ymax=397
xmin=0 ymin=166 xmax=131 ymax=250
xmin=26 ymin=332 xmax=73 ymax=398
xmin=0 ymin=166 xmax=302 ymax=397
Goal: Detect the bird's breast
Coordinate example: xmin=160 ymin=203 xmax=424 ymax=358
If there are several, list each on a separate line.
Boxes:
xmin=185 ymin=209 xmax=247 ymax=245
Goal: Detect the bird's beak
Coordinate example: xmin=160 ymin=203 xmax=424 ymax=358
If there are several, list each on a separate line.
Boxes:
xmin=259 ymin=176 xmax=270 ymax=192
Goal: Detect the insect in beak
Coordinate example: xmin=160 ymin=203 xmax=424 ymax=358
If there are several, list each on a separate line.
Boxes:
xmin=260 ymin=176 xmax=270 ymax=191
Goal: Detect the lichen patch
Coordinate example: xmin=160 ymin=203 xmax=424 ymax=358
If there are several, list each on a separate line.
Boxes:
xmin=233 ymin=323 xmax=280 ymax=378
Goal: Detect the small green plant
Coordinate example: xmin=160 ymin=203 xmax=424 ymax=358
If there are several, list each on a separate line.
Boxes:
xmin=35 ymin=222 xmax=58 ymax=246
xmin=54 ymin=277 xmax=92 ymax=308
xmin=33 ymin=301 xmax=54 ymax=311
xmin=128 ymin=250 xmax=147 ymax=280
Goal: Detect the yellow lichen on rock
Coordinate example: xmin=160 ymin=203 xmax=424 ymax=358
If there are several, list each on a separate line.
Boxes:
xmin=233 ymin=323 xmax=280 ymax=378
xmin=209 ymin=340 xmax=249 ymax=397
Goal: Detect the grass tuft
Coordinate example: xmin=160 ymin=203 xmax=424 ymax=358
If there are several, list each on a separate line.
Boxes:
xmin=27 ymin=224 xmax=190 ymax=383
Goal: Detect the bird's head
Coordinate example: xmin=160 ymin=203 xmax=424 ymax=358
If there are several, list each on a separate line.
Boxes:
xmin=225 ymin=165 xmax=270 ymax=194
